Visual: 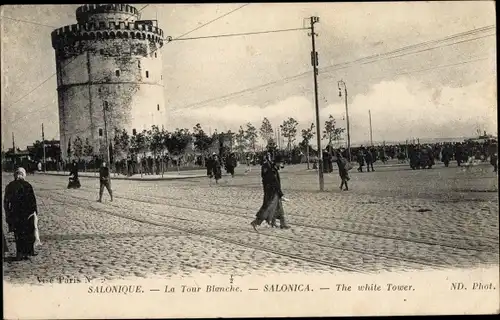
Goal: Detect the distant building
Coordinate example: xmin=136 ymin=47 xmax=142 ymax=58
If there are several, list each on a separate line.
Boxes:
xmin=51 ymin=4 xmax=166 ymax=160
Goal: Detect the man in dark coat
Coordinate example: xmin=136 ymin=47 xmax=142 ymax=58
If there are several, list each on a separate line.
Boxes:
xmin=225 ymin=152 xmax=238 ymax=178
xmin=365 ymin=149 xmax=374 ymax=172
xmin=3 ymin=167 xmax=39 ymax=260
xmin=357 ymin=149 xmax=365 ymax=172
xmin=98 ymin=162 xmax=113 ymax=202
xmin=335 ymin=150 xmax=350 ymax=191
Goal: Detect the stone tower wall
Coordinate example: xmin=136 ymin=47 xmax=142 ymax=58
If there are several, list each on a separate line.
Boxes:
xmin=52 ymin=4 xmax=165 ymax=160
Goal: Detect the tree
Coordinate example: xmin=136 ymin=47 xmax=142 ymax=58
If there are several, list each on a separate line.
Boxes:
xmin=300 ymin=123 xmax=315 ymax=169
xmin=244 ymin=123 xmax=258 ymax=152
xmin=72 ymin=136 xmax=83 ymax=160
xmin=165 ymin=128 xmax=192 ymax=172
xmin=323 ymin=115 xmax=345 ymax=148
xmin=83 ymin=138 xmax=94 ymax=171
xmin=147 ymin=125 xmax=167 ymax=175
xmin=260 ymin=117 xmax=274 ymax=146
xmin=130 ymin=129 xmax=150 ymax=176
xmin=280 ymin=117 xmax=299 ymax=152
xmin=235 ymin=126 xmax=247 ymax=155
xmin=83 ymin=138 xmax=94 ymax=158
xmin=31 ymin=140 xmax=44 ymax=160
xmin=148 ymin=125 xmax=163 ymax=158
xmin=193 ymin=123 xmax=214 ymax=164
xmin=67 ymin=138 xmax=72 ymax=162
xmin=226 ymin=130 xmax=235 ymax=151
xmin=114 ymin=129 xmax=130 ymax=160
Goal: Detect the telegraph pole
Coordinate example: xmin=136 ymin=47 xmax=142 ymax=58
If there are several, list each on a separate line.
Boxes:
xmin=338 ymin=80 xmax=351 ymax=161
xmin=103 ymin=102 xmax=111 ymax=166
xmin=12 ymin=132 xmax=15 ymax=154
xmin=368 ymin=109 xmax=373 ymax=146
xmin=309 ymin=16 xmax=324 ymax=191
xmin=42 ymin=123 xmax=46 ymax=171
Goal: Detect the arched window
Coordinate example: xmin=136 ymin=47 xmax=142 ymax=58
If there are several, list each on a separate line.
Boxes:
xmin=154 ymin=52 xmax=157 ymax=58
xmin=115 ymin=70 xmax=120 ymax=77
xmin=146 ymin=71 xmax=149 ymax=78
xmin=99 ymin=129 xmax=103 ymax=137
xmin=157 ymin=104 xmax=160 ymax=111
xmin=132 ymin=129 xmax=137 ymax=135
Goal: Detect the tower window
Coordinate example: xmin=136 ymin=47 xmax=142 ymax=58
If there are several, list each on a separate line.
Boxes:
xmin=98 ymin=88 xmax=102 ymax=93
xmin=99 ymin=129 xmax=103 ymax=137
xmin=146 ymin=71 xmax=149 ymax=78
xmin=132 ymin=129 xmax=137 ymax=135
xmin=104 ymin=101 xmax=109 ymax=109
xmin=161 ymin=75 xmax=162 ymax=80
xmin=115 ymin=70 xmax=120 ymax=76
xmin=154 ymin=52 xmax=157 ymax=58
xmin=157 ymin=104 xmax=160 ymax=111
xmin=100 ymin=49 xmax=104 ymax=55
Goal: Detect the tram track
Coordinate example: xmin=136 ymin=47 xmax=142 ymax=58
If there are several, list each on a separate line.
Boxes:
xmin=43 ymin=189 xmax=490 ymax=271
xmin=44 ymin=193 xmax=367 ymax=273
xmin=43 ymin=184 xmax=498 ymax=254
xmin=116 ymin=187 xmax=499 ymax=239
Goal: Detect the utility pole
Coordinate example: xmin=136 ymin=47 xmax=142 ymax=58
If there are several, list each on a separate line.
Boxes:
xmin=42 ymin=123 xmax=46 ymax=171
xmin=368 ymin=109 xmax=373 ymax=146
xmin=338 ymin=80 xmax=351 ymax=161
xmin=309 ymin=16 xmax=324 ymax=191
xmin=103 ymin=102 xmax=111 ymax=166
xmin=12 ymin=132 xmax=15 ymax=154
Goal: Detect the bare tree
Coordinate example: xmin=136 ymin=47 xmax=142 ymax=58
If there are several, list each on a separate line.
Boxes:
xmin=280 ymin=117 xmax=299 ymax=152
xmin=301 ymin=123 xmax=315 ymax=169
xmin=323 ymin=115 xmax=345 ymax=148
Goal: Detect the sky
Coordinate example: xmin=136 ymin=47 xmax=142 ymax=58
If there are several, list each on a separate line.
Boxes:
xmin=1 ymin=2 xmax=497 ymax=149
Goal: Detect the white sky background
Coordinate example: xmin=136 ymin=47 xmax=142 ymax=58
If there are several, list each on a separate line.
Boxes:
xmin=1 ymin=2 xmax=497 ymax=149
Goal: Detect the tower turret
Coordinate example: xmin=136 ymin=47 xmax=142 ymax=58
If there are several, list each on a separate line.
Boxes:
xmin=51 ymin=4 xmax=166 ymax=161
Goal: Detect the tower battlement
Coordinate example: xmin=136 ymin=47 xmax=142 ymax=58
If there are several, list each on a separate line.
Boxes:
xmin=52 ymin=3 xmax=166 ymax=162
xmin=76 ymin=4 xmax=140 ymax=24
xmin=51 ymin=21 xmax=164 ymax=50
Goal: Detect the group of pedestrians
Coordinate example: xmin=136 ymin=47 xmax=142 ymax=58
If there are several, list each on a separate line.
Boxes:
xmin=2 ymin=161 xmax=114 ymax=259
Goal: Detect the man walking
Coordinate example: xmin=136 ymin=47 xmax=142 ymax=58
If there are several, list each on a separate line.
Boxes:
xmin=98 ymin=162 xmax=113 ymax=202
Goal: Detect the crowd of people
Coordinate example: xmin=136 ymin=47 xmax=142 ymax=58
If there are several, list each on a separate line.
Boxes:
xmin=2 ymin=137 xmax=497 ymax=258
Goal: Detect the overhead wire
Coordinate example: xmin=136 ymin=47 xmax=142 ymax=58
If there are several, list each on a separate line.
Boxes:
xmin=321 ymin=25 xmax=494 ymax=70
xmin=170 ymin=29 xmax=495 ymax=112
xmin=11 ymin=2 xmax=252 ymax=140
xmin=166 ymin=27 xmax=310 ymax=41
xmin=0 ymin=16 xmax=57 ymax=28
xmin=9 ymin=3 xmax=251 ymax=123
xmin=5 ymin=4 xmax=151 ymax=114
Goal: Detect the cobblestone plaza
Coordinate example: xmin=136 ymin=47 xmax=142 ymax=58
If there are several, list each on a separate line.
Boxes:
xmin=2 ymin=163 xmax=498 ymax=283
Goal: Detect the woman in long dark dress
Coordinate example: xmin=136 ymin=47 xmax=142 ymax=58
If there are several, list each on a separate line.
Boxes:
xmin=213 ymin=155 xmax=222 ymax=184
xmin=251 ymin=154 xmax=290 ymax=230
xmin=67 ymin=160 xmax=81 ymax=189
